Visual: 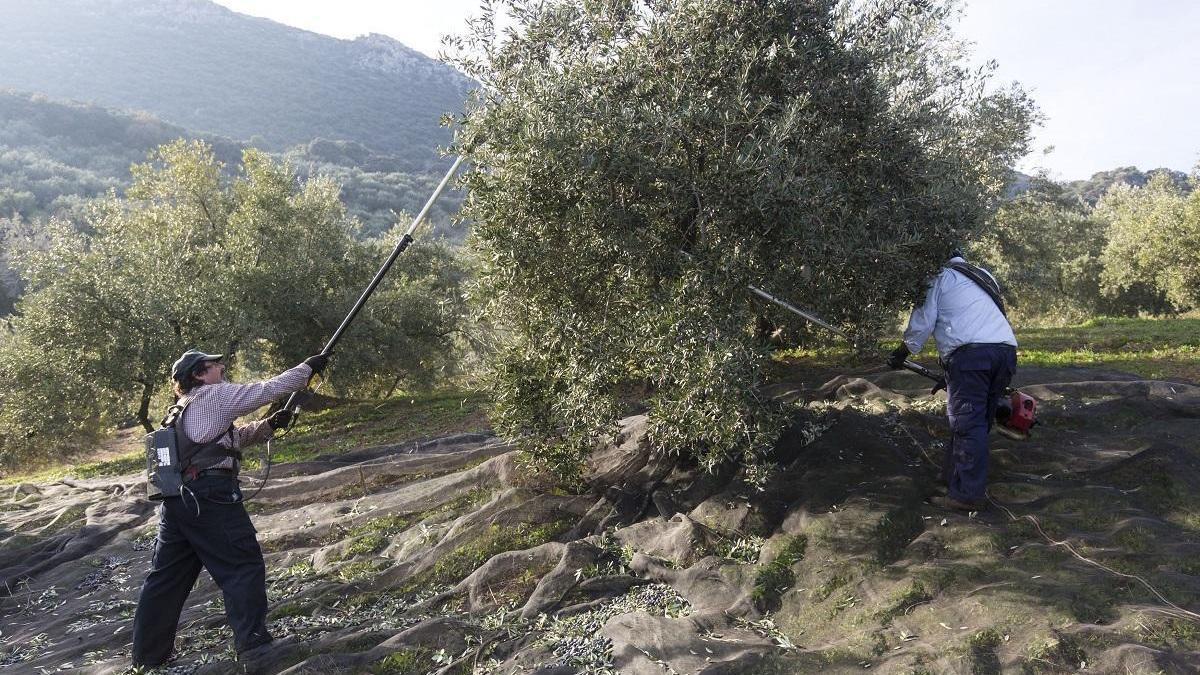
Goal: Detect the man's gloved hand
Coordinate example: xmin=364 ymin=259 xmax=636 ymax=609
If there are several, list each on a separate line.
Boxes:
xmin=267 ymin=409 xmax=293 ymax=430
xmin=888 ymin=343 xmax=911 ymax=370
xmin=303 ymin=352 xmax=331 ymax=375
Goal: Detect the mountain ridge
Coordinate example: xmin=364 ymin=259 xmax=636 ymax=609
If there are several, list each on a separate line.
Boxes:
xmin=0 ymin=0 xmax=472 ymax=167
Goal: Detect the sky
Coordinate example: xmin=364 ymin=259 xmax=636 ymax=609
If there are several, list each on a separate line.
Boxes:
xmin=213 ymin=0 xmax=1200 ymax=180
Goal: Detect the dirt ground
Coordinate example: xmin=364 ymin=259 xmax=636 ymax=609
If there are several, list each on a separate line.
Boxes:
xmin=1 ymin=366 xmax=1198 ymax=674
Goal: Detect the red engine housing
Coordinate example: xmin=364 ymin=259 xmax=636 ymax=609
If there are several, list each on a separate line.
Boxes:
xmin=1006 ymin=390 xmax=1038 ymax=433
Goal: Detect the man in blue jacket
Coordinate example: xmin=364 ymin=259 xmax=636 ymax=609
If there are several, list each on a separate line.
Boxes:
xmin=889 ymin=252 xmax=1017 ymax=511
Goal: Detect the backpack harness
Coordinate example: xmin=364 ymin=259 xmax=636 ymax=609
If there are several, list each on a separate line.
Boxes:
xmin=948 ymin=261 xmax=1007 ymax=316
xmin=145 ymin=398 xmax=238 ymax=501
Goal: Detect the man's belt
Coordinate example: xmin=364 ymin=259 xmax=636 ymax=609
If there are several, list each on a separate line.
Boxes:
xmin=189 ymin=468 xmax=235 ymax=480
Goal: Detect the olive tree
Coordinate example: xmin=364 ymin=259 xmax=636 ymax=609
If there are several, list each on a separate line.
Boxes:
xmin=972 ymin=177 xmax=1171 ymax=321
xmin=447 ymin=0 xmax=1037 ymax=479
xmin=0 ymin=140 xmax=465 ymax=464
xmin=1099 ymin=172 xmax=1200 ymax=311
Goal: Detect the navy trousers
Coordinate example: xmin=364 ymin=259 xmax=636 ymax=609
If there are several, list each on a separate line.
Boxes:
xmin=131 ymin=476 xmax=271 ymax=666
xmin=943 ymin=343 xmax=1017 ymax=503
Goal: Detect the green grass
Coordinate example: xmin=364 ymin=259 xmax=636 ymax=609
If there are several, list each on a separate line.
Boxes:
xmin=2 ymin=389 xmax=489 ymax=484
xmin=336 ymin=514 xmax=417 ymax=559
xmin=752 ymin=535 xmax=808 ymax=606
xmin=1016 ymin=317 xmax=1200 ymax=381
xmin=428 ymin=520 xmax=571 ymax=584
xmin=247 ymin=390 xmax=489 ymax=467
xmin=772 ymin=316 xmax=1200 ymax=384
xmin=336 ymin=560 xmax=385 ymax=583
xmin=875 ymin=579 xmax=933 ymax=626
xmin=1 ymin=447 xmax=145 ymax=486
xmin=369 ymin=648 xmax=437 ymax=675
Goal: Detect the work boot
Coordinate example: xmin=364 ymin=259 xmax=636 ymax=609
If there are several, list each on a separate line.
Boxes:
xmin=930 ymin=495 xmax=987 ymax=512
xmin=235 ymin=635 xmax=301 ymax=673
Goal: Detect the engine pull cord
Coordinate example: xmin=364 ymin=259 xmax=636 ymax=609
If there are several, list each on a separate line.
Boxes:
xmin=242 ymin=374 xmax=327 ymax=503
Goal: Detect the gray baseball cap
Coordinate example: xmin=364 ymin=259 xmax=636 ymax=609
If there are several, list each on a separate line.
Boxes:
xmin=171 ymin=349 xmax=223 ymax=382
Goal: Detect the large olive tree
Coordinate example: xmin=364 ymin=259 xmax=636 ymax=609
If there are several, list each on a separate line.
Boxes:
xmin=447 ymin=0 xmax=1036 ymax=479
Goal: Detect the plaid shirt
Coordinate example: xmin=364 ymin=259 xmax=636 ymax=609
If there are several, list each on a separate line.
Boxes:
xmin=179 ymin=364 xmax=312 ymax=471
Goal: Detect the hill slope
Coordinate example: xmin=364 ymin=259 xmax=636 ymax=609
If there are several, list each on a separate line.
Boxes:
xmin=0 ymin=0 xmax=472 ymax=169
xmin=1066 ymin=166 xmax=1192 ymax=205
xmin=0 ymin=91 xmax=463 ymax=231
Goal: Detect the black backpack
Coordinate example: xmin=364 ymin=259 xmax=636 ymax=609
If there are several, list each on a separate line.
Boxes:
xmin=144 ymin=400 xmax=235 ymax=500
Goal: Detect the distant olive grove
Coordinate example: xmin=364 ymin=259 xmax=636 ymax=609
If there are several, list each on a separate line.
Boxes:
xmin=975 ymin=171 xmax=1198 ymax=322
xmin=0 ymin=141 xmax=467 ymax=465
xmin=0 ymin=92 xmax=464 ymax=316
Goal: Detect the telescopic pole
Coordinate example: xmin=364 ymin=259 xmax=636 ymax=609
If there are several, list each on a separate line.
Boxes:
xmin=321 ymin=154 xmax=466 ymax=355
xmin=283 ymin=154 xmax=466 ymax=414
xmin=746 ymin=284 xmax=941 ymax=388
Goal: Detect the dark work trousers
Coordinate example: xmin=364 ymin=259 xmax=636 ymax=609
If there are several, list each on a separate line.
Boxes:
xmin=131 ymin=476 xmax=271 ymax=666
xmin=942 ymin=343 xmax=1017 ymax=503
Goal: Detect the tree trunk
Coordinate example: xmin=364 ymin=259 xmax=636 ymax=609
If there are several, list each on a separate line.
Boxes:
xmin=136 ymin=379 xmax=155 ymax=432
xmin=384 ymin=372 xmax=406 ymax=399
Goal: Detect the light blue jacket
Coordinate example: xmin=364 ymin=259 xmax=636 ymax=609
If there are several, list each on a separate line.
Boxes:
xmin=902 ymin=257 xmax=1017 ymax=360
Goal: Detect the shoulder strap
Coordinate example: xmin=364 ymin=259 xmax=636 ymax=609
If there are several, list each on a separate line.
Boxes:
xmin=948 ymin=261 xmax=1007 ymax=316
xmin=159 ymin=402 xmax=185 ymax=429
xmin=172 ymin=397 xmax=241 ymax=470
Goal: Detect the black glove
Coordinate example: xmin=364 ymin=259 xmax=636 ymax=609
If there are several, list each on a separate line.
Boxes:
xmin=267 ymin=408 xmax=293 ymax=430
xmin=303 ymin=352 xmax=331 ymax=375
xmin=887 ymin=343 xmax=911 ymax=370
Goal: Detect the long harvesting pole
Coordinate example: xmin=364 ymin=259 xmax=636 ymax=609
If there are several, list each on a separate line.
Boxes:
xmin=283 ymin=154 xmax=466 ymax=415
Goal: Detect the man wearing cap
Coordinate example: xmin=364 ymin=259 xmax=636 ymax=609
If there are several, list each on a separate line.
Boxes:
xmin=887 ymin=252 xmax=1017 ymax=512
xmin=131 ymin=349 xmax=329 ymax=668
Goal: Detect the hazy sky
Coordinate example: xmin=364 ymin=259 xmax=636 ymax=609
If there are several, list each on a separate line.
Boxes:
xmin=213 ymin=0 xmax=1200 ymax=180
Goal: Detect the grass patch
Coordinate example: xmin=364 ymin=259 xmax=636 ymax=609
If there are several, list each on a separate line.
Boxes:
xmin=1 ymin=447 xmax=145 ymax=485
xmin=336 ymin=560 xmax=384 ymax=583
xmin=74 ymin=452 xmax=144 ymax=479
xmin=875 ymin=579 xmax=933 ymax=626
xmin=268 ymin=602 xmax=311 ymax=619
xmin=968 ymin=628 xmax=1004 ymax=675
xmin=262 ymin=390 xmax=489 ymax=466
xmin=3 ymin=389 xmax=488 ymax=484
xmin=344 ymin=532 xmax=388 ymax=558
xmin=1025 ymin=634 xmax=1087 ymax=673
xmin=15 ymin=503 xmax=89 ymax=534
xmin=968 ymin=628 xmax=1003 ymax=650
xmin=811 ymin=569 xmax=852 ymax=603
xmin=1112 ymin=524 xmax=1157 ymax=554
xmin=873 ymin=505 xmax=925 ymax=565
xmin=369 ymin=648 xmax=436 ymax=675
xmin=770 ymin=316 xmax=1200 ymax=384
xmin=428 ymin=520 xmax=570 ymax=584
xmin=1065 ymin=585 xmax=1122 ymax=624
xmin=279 ymin=560 xmax=316 ymax=579
xmin=752 ymin=535 xmax=807 ymax=607
xmin=435 ymin=488 xmax=494 ymax=516
xmin=1130 ymin=613 xmax=1200 ymax=651
xmin=717 ymin=535 xmax=765 ymax=563
xmin=1015 ymin=317 xmax=1200 ymax=382
xmin=339 ymin=513 xmax=417 ymax=558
